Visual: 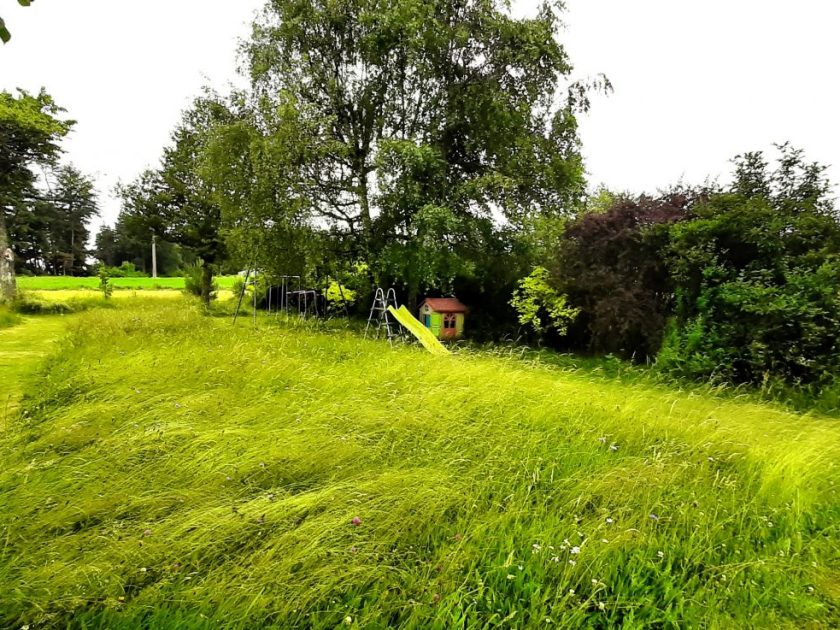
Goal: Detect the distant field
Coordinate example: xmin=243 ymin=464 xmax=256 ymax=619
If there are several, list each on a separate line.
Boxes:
xmin=0 ymin=300 xmax=837 ymax=628
xmin=24 ymin=289 xmax=236 ymax=303
xmin=16 ymin=275 xmax=238 ymax=291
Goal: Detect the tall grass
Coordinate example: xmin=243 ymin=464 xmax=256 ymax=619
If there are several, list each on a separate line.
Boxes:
xmin=0 ymin=305 xmax=21 ymax=329
xmin=0 ymin=301 xmax=837 ymax=628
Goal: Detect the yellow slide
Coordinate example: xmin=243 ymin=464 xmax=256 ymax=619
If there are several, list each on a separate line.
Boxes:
xmin=387 ymin=306 xmax=450 ymax=355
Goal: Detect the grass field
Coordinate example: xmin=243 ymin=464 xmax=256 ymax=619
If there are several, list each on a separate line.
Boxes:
xmin=0 ymin=299 xmax=838 ymax=628
xmin=16 ymin=275 xmax=239 ymax=291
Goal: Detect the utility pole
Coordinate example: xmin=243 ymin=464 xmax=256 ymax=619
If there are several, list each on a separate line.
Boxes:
xmin=151 ymin=234 xmax=158 ymax=279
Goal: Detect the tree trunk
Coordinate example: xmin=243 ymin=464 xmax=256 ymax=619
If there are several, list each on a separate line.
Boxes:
xmin=200 ymin=263 xmax=213 ymax=308
xmin=0 ymin=212 xmax=17 ymax=304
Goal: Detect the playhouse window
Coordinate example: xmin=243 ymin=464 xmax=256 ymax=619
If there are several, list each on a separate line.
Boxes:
xmin=443 ymin=314 xmax=457 ymax=329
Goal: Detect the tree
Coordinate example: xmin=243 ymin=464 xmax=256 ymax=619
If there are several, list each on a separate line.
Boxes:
xmin=0 ymin=0 xmax=32 ymax=44
xmin=0 ymin=88 xmax=72 ymax=301
xmin=120 ymin=96 xmax=232 ymax=305
xmin=551 ymin=194 xmax=692 ymax=359
xmin=199 ymin=95 xmax=322 ymax=283
xmin=246 ymin=0 xmax=603 ymax=307
xmin=44 ymin=165 xmax=99 ymax=275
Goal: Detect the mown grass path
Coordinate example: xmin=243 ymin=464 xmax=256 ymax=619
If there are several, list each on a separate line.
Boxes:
xmin=0 ymin=315 xmax=69 ymax=424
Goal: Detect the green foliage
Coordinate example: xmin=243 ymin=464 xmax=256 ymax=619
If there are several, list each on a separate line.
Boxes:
xmin=183 ymin=262 xmax=217 ymax=302
xmin=96 ymin=261 xmax=148 ymax=278
xmin=323 ymin=280 xmax=356 ymax=306
xmin=0 ymin=301 xmax=837 ymax=628
xmin=661 ymin=145 xmax=840 ymax=387
xmin=511 ymin=266 xmax=578 ymax=336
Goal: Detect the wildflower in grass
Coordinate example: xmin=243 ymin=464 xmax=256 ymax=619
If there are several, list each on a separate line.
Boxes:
xmin=350 ymin=546 xmax=358 ymax=553
xmin=568 ymin=589 xmax=575 ymax=595
xmin=570 ymin=546 xmax=580 ymax=555
xmin=143 ymin=529 xmax=152 ymax=537
xmin=507 ymin=574 xmax=516 ymax=580
xmin=351 ymin=517 xmax=362 ymax=527
xmin=550 ymin=556 xmax=560 ymax=563
xmin=532 ymin=543 xmax=542 ymax=553
xmin=657 ymin=550 xmax=664 ymax=558
xmin=649 ymin=513 xmax=659 ymax=521
xmin=597 ymin=601 xmax=606 ymax=611
xmin=605 ymin=517 xmax=614 ymax=524
xmin=609 ymin=444 xmax=619 ymax=452
xmin=601 ymin=538 xmax=609 ymax=543
xmin=598 ymin=437 xmax=607 ymax=444
xmin=344 ymin=616 xmax=353 ymax=625
xmin=568 ymin=559 xmax=576 ymax=566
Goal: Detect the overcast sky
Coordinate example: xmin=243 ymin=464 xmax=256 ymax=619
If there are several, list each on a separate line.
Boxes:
xmin=2 ymin=0 xmax=838 ymax=230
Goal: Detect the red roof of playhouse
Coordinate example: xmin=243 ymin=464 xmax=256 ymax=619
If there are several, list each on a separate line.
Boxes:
xmin=421 ymin=297 xmax=468 ymax=313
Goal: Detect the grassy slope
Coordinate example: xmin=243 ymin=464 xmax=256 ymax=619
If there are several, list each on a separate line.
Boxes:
xmin=17 ymin=276 xmax=238 ymax=291
xmin=0 ymin=301 xmax=837 ymax=629
xmin=0 ymin=314 xmax=71 ymax=420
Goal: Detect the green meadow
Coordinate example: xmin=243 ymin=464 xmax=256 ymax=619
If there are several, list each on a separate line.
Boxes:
xmin=0 ymin=298 xmax=837 ymax=628
xmin=16 ymin=275 xmax=239 ymax=292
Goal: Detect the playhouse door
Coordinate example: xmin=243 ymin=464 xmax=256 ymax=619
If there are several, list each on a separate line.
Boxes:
xmin=430 ymin=313 xmax=442 ymax=337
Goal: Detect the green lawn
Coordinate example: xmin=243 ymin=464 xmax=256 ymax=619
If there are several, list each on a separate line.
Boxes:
xmin=16 ymin=275 xmax=238 ymax=291
xmin=0 ymin=300 xmax=837 ymax=628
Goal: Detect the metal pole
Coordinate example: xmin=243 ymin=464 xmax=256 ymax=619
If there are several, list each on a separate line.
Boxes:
xmin=151 ymin=234 xmax=158 ymax=279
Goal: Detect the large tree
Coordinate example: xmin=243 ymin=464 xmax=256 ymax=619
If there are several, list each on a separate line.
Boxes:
xmin=246 ymin=0 xmax=603 ymax=305
xmin=0 ymin=89 xmax=72 ymax=301
xmin=44 ymin=165 xmax=99 ymax=275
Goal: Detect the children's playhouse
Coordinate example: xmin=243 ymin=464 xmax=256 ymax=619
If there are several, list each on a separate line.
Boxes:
xmin=419 ymin=297 xmax=468 ymax=340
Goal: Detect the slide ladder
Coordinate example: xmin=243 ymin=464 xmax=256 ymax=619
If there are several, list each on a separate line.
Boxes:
xmin=365 ymin=288 xmax=401 ymax=342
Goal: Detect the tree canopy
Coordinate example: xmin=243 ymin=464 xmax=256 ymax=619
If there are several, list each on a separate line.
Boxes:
xmin=0 ymin=88 xmax=73 ymax=301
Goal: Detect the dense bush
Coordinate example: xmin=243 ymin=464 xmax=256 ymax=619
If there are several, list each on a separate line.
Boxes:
xmin=660 ymin=146 xmax=840 ymax=387
xmin=95 ymin=261 xmax=148 ymax=278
